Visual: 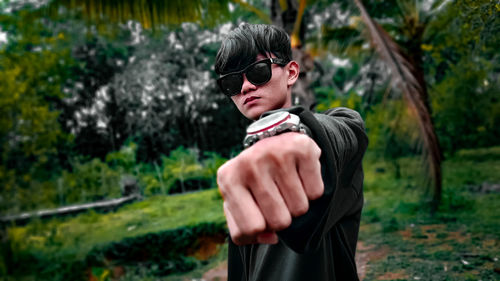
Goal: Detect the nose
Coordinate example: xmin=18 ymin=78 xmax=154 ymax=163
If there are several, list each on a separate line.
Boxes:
xmin=240 ymin=74 xmax=257 ymax=95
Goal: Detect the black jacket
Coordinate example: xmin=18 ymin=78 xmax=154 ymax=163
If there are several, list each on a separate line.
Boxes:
xmin=228 ymin=106 xmax=368 ymax=281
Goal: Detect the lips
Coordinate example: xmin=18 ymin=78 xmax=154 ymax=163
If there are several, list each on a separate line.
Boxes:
xmin=244 ymin=96 xmax=260 ymax=105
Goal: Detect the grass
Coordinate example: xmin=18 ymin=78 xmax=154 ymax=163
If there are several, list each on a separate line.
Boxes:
xmin=2 ymin=146 xmax=500 ymax=281
xmin=359 ymin=146 xmax=500 ymax=280
xmin=2 ymin=189 xmax=225 ymax=280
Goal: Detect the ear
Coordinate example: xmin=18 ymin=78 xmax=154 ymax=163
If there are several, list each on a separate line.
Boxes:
xmin=286 ymin=61 xmax=300 ymax=87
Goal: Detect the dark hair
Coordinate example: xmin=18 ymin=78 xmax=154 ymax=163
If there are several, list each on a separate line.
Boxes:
xmin=215 ymin=23 xmax=292 ymax=75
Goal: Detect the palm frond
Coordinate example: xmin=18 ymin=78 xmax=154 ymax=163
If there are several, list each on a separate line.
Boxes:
xmin=353 ymin=0 xmax=443 ymax=208
xmin=45 ymin=0 xmax=232 ymax=29
xmin=290 ymin=0 xmax=306 ymax=47
xmin=232 ymin=0 xmax=272 ymax=24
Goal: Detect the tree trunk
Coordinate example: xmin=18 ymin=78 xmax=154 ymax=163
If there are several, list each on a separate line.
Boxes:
xmin=270 ymin=0 xmax=316 ymax=109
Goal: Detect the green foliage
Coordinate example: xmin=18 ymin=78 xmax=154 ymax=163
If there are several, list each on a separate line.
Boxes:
xmin=4 ymin=144 xmax=500 ymax=280
xmin=311 ymin=0 xmax=499 ymax=159
xmin=360 ymin=147 xmax=500 ymax=280
xmin=0 ymin=156 xmax=123 ymax=214
xmin=0 ymin=142 xmax=226 ymax=214
xmin=424 ymin=0 xmax=500 ymax=153
xmin=61 ymin=158 xmax=122 ymax=203
xmin=361 ymin=146 xmax=500 ymax=235
xmin=202 ymin=151 xmax=228 ymax=188
xmin=60 ymin=24 xmax=134 ymax=159
xmin=0 ymin=7 xmax=130 ymax=213
xmin=315 ymin=87 xmax=363 ymax=113
xmin=5 ymin=188 xmax=225 ymax=280
xmin=1 ymin=0 xmax=498 ymax=279
xmin=365 ymin=100 xmax=420 ymax=158
xmin=105 ymin=142 xmax=138 ymax=173
xmin=0 ymin=9 xmax=73 ymax=178
xmin=87 ymin=222 xmax=226 ymax=277
xmin=162 ymin=147 xmax=202 ymax=185
xmin=452 ymin=146 xmax=500 ymax=162
xmin=0 ymin=5 xmax=245 ymax=218
xmin=311 ymin=54 xmax=379 ymax=115
xmin=143 ymin=147 xmax=226 ymax=196
xmin=106 ymin=24 xmax=248 ymax=161
xmin=46 ymin=0 xmax=232 ymax=29
xmin=431 ymin=56 xmax=500 ymax=154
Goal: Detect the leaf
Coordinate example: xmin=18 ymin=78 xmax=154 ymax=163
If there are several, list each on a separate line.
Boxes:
xmin=353 ymin=0 xmax=443 ymax=208
xmin=44 ymin=0 xmax=232 ymax=29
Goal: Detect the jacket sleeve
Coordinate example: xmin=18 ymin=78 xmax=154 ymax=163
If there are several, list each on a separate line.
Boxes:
xmin=267 ymin=106 xmax=368 ymax=253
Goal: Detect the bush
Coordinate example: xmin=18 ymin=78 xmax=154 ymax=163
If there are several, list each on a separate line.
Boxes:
xmin=143 ymin=146 xmax=226 ymax=196
xmin=0 ymin=144 xmax=227 ymax=214
xmin=86 ymin=222 xmax=226 ymax=277
xmin=61 ymin=158 xmax=122 ymax=204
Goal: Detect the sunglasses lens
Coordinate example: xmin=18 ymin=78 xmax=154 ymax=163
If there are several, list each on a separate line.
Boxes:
xmin=219 ymin=74 xmax=243 ymax=96
xmin=218 ymin=59 xmax=276 ymax=96
xmin=246 ymin=62 xmax=271 ymax=85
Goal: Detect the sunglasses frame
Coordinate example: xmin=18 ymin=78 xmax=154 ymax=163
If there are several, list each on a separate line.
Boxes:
xmin=217 ymin=58 xmax=289 ymax=97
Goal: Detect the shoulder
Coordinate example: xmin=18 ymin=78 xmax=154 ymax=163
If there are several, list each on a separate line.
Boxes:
xmin=314 ymin=107 xmax=365 ymax=129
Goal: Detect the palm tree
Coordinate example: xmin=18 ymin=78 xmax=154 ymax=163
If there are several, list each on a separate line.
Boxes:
xmin=45 ymin=0 xmax=231 ymax=28
xmin=352 ymin=0 xmax=444 ymax=209
xmin=269 ymin=0 xmax=316 ymax=108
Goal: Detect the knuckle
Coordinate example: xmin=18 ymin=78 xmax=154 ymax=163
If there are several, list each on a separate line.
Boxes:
xmin=254 ymin=148 xmax=277 ymax=166
xmin=229 ymin=227 xmax=241 ymax=240
xmin=216 ymin=162 xmax=232 ymax=183
xmin=216 ymin=167 xmax=224 ymax=182
xmin=309 ymin=183 xmax=324 ymax=200
xmin=250 ymin=185 xmax=268 ymax=201
xmin=314 ymin=144 xmax=322 ymax=158
xmin=239 ymin=149 xmax=252 ymax=162
xmin=216 ymin=176 xmax=229 ymax=198
xmin=238 ymin=153 xmax=262 ymax=179
xmin=244 ymin=222 xmax=265 ymax=236
xmin=305 ymin=137 xmax=320 ymax=155
xmin=268 ymin=214 xmax=291 ymax=231
xmin=232 ymin=234 xmax=245 ymax=245
xmin=218 ymin=187 xmax=227 ymax=199
xmin=290 ymin=133 xmax=307 ymax=148
xmin=291 ymin=201 xmax=309 ymax=217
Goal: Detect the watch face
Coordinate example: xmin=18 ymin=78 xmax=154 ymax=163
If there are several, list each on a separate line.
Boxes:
xmin=246 ymin=111 xmax=291 ymax=135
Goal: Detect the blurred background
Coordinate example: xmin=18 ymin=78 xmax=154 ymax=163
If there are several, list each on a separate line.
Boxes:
xmin=0 ymin=0 xmax=498 ymax=280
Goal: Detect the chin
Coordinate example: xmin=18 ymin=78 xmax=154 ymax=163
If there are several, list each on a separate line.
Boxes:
xmin=244 ymin=112 xmax=261 ymax=121
xmin=242 ymin=107 xmax=268 ymax=120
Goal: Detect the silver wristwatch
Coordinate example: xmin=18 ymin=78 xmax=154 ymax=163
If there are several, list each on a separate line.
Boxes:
xmin=243 ymin=111 xmax=311 ymax=148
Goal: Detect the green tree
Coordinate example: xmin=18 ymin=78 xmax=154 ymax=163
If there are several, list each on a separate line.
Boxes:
xmin=100 ymin=24 xmax=248 ymax=161
xmin=0 ymin=8 xmax=77 ymax=212
xmin=424 ymin=0 xmax=500 ymax=153
xmin=59 ymin=25 xmax=134 ymax=159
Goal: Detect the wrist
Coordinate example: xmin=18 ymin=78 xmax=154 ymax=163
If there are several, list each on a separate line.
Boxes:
xmin=243 ymin=111 xmax=311 ymax=148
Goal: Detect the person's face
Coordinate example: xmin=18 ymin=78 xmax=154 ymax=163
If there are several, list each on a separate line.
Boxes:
xmin=230 ymin=54 xmax=298 ymax=120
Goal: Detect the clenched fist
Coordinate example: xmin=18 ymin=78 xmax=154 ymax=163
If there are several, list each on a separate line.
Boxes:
xmin=217 ymin=132 xmax=324 ymax=245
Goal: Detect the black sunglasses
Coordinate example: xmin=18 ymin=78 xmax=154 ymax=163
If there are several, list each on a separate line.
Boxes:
xmin=217 ymin=58 xmax=289 ymax=97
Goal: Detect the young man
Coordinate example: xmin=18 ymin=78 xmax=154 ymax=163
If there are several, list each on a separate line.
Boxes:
xmin=215 ymin=23 xmax=368 ymax=281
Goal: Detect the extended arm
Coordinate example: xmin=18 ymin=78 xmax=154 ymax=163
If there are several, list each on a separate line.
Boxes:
xmin=277 ymin=106 xmax=368 ymax=253
xmin=217 ymin=131 xmax=324 ymax=245
xmin=217 ymin=106 xmax=367 ymax=249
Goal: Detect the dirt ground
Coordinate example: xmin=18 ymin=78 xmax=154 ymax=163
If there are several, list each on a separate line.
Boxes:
xmin=199 ymin=224 xmax=499 ymax=281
